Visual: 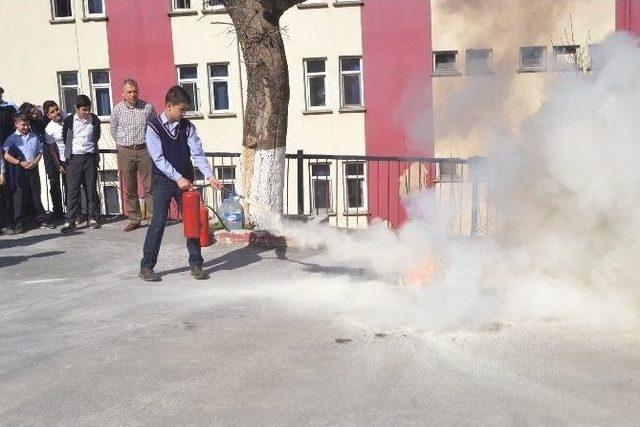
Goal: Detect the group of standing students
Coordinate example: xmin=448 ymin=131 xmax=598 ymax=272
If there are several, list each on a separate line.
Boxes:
xmin=1 ymin=81 xmax=224 ymax=282
xmin=0 ymin=91 xmax=101 ymax=234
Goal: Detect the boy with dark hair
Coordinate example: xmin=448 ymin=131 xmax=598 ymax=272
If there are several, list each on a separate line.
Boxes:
xmin=20 ymin=102 xmax=65 ymax=221
xmin=2 ymin=113 xmax=53 ymax=233
xmin=139 ymin=85 xmax=223 ymax=282
xmin=60 ymin=95 xmax=102 ymax=233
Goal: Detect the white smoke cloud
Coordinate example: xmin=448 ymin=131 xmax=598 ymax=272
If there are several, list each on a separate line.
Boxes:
xmin=249 ymin=33 xmax=640 ymax=333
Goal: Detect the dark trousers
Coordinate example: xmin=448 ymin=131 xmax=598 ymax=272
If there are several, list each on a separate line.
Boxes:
xmin=43 ymin=146 xmax=63 ymax=217
xmin=0 ymin=181 xmax=12 ymax=228
xmin=13 ymin=168 xmax=46 ymax=225
xmin=47 ymin=171 xmax=64 ymax=217
xmin=60 ymin=161 xmax=88 ymax=218
xmin=141 ymin=175 xmax=202 ymax=270
xmin=66 ymin=154 xmax=99 ymax=221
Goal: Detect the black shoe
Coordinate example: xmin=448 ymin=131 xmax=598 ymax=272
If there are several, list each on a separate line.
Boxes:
xmin=40 ymin=221 xmax=55 ymax=229
xmin=14 ymin=223 xmax=24 ymax=234
xmin=88 ymin=219 xmax=100 ymax=229
xmin=50 ymin=212 xmax=65 ymax=222
xmin=0 ymin=227 xmax=15 ymax=236
xmin=61 ymin=221 xmax=76 ymax=234
xmin=139 ymin=268 xmax=160 ymax=282
xmin=190 ymin=266 xmax=209 ymax=280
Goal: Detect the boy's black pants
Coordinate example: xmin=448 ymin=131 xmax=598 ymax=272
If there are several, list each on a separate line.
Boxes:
xmin=13 ymin=168 xmax=46 ymax=225
xmin=43 ymin=147 xmax=63 ymax=218
xmin=140 ymin=174 xmax=202 ymax=270
xmin=47 ymin=170 xmax=64 ymax=218
xmin=0 ymin=182 xmax=12 ymax=228
xmin=65 ymin=154 xmax=100 ymax=221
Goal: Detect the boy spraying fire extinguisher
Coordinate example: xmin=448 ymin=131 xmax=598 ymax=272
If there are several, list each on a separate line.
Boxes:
xmin=139 ymin=85 xmax=223 ymax=282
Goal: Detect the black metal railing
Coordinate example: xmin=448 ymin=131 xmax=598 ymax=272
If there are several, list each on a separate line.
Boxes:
xmin=40 ymin=149 xmax=491 ymax=235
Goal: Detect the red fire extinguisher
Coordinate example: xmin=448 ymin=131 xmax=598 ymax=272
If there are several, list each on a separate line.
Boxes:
xmin=199 ymin=204 xmax=211 ymax=247
xmin=182 ymin=190 xmax=213 ymax=247
xmin=182 ymin=190 xmax=201 ymax=240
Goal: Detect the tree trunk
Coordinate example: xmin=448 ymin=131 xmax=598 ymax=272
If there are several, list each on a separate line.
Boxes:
xmin=223 ymin=0 xmax=303 ymax=224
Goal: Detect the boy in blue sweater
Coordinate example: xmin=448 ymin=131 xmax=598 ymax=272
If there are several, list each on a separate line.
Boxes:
xmin=139 ymin=86 xmax=223 ymax=282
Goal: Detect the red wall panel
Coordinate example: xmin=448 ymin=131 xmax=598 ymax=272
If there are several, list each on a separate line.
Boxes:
xmin=361 ymin=0 xmax=433 ymax=227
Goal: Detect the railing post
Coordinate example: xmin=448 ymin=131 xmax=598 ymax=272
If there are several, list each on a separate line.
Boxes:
xmin=469 ymin=156 xmax=486 ymax=236
xmin=297 ymin=150 xmax=304 ymax=215
xmin=471 ymin=180 xmax=479 ymax=236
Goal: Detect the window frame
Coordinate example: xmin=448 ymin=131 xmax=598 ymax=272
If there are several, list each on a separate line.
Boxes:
xmin=432 ymin=50 xmax=460 ymax=76
xmin=519 ymin=46 xmax=547 ymax=72
xmin=310 ymin=162 xmax=334 ymax=214
xmin=98 ymin=169 xmax=122 ymax=214
xmin=339 ymin=56 xmax=364 ymax=109
xmin=57 ymin=71 xmax=79 ymax=115
xmin=172 ymin=0 xmax=193 ymax=11
xmin=208 ymin=62 xmax=232 ymax=114
xmin=465 ymin=48 xmax=493 ymax=75
xmin=333 ymin=0 xmax=364 ymax=5
xmin=203 ymin=0 xmax=225 ymax=12
xmin=50 ymin=0 xmax=74 ymax=20
xmin=298 ymin=0 xmax=329 ymax=8
xmin=215 ymin=165 xmax=237 ymax=205
xmin=83 ymin=0 xmax=106 ymax=18
xmin=89 ymin=69 xmax=113 ymax=120
xmin=438 ymin=162 xmax=462 ymax=183
xmin=177 ymin=64 xmax=200 ymax=114
xmin=553 ymin=45 xmax=579 ymax=71
xmin=303 ymin=58 xmax=328 ymax=111
xmin=343 ymin=161 xmax=367 ymax=213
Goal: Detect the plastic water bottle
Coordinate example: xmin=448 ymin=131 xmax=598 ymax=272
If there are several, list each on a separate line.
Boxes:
xmin=220 ymin=192 xmax=244 ymax=230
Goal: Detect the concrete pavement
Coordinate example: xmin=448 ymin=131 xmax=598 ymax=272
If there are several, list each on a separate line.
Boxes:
xmin=1 ymin=220 xmax=639 ymax=425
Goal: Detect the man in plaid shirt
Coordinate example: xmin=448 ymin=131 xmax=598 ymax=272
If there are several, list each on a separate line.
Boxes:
xmin=111 ymin=79 xmax=157 ymax=232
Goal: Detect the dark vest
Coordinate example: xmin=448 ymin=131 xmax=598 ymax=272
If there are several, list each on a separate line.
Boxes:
xmin=148 ymin=116 xmax=194 ymax=181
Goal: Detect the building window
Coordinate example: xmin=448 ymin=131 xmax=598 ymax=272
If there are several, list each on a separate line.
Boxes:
xmin=208 ymin=63 xmax=231 ymax=113
xmin=177 ymin=66 xmax=199 ymax=113
xmin=553 ymin=45 xmax=578 ymax=71
xmin=298 ymin=0 xmax=328 ymax=8
xmin=84 ymin=0 xmax=105 ymax=16
xmin=99 ymin=169 xmax=120 ymax=214
xmin=466 ymin=49 xmax=492 ymax=75
xmin=89 ymin=70 xmax=112 ymax=118
xmin=311 ymin=163 xmax=332 ymax=213
xmin=340 ymin=57 xmax=363 ymax=108
xmin=203 ymin=0 xmax=225 ymax=12
xmin=433 ymin=51 xmax=459 ymax=76
xmin=438 ymin=162 xmax=461 ymax=182
xmin=51 ymin=0 xmax=73 ymax=19
xmin=216 ymin=166 xmax=236 ymax=202
xmin=344 ymin=162 xmax=366 ymax=211
xmin=519 ymin=46 xmax=546 ymax=72
xmin=172 ymin=0 xmax=192 ymax=10
xmin=57 ymin=72 xmax=79 ymax=115
xmin=304 ymin=58 xmax=327 ymax=110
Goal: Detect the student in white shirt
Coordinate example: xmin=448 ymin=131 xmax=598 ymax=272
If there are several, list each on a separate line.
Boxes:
xmin=60 ymin=95 xmax=102 ymax=233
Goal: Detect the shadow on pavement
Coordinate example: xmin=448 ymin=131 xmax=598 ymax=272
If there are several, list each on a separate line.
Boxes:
xmin=159 ymin=246 xmax=273 ymax=278
xmin=0 ymin=232 xmax=83 ymax=249
xmin=0 ymin=250 xmax=66 ymax=268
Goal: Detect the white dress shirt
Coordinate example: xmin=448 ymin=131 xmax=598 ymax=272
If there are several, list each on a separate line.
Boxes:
xmin=71 ymin=115 xmax=96 ymax=155
xmin=45 ymin=119 xmax=65 ymax=161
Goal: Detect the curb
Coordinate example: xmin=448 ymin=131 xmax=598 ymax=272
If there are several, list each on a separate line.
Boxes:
xmin=213 ymin=230 xmax=287 ymax=248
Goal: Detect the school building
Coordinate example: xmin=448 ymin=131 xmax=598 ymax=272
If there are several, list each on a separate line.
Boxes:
xmin=0 ymin=0 xmax=637 ymax=230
